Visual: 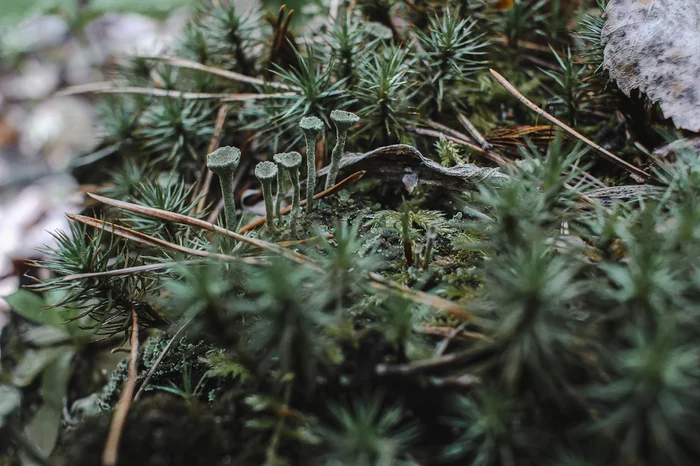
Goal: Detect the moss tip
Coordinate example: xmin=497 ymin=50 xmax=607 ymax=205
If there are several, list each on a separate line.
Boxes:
xmin=273 ymin=151 xmax=303 ymax=169
xmin=255 ymin=161 xmax=278 ymax=180
xmin=207 ymin=146 xmax=241 ymax=174
xmin=330 ymin=110 xmax=359 ymax=127
xmin=299 ymin=116 xmax=324 ymax=132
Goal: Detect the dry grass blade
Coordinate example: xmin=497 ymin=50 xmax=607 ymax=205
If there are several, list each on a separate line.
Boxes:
xmin=133 ymin=315 xmax=195 ymax=403
xmin=368 ymin=272 xmax=471 ymax=320
xmin=85 ymin=194 xmax=320 ymax=269
xmin=489 ymin=69 xmax=650 ymax=181
xmin=130 ymin=54 xmax=300 ymax=91
xmin=57 ymin=84 xmax=294 ymax=101
xmin=59 ymin=261 xmax=202 ymax=281
xmin=237 ymin=171 xmax=367 ymax=233
xmin=67 ymin=214 xmax=251 ymax=263
xmin=457 ymin=112 xmax=492 ymax=150
xmin=102 ymin=310 xmax=139 ymax=466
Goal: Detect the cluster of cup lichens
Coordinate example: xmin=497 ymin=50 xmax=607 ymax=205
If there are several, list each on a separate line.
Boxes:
xmin=206 ymin=109 xmax=359 ymax=232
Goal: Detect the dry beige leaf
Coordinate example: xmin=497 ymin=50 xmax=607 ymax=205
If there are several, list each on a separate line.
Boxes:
xmin=602 ymin=0 xmax=700 ymax=132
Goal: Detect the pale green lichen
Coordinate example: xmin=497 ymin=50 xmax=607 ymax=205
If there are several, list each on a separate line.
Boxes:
xmin=207 ymin=146 xmax=241 ymax=229
xmin=326 ymin=110 xmax=359 ymax=189
xmin=255 ymin=161 xmax=278 ymax=230
xmin=273 ymin=152 xmax=303 ymax=228
xmin=299 ymin=116 xmax=324 ymax=212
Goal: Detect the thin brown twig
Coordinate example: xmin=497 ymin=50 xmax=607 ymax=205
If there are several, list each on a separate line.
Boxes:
xmin=67 ymin=214 xmax=261 ymax=264
xmin=489 ymin=69 xmax=650 ymax=181
xmin=59 ymin=261 xmax=202 ymax=281
xmin=414 ymin=325 xmax=486 ymax=341
xmin=406 ymin=125 xmax=510 ymax=167
xmin=456 ymin=112 xmax=492 ymax=150
xmin=56 ymin=83 xmax=294 ymax=101
xmin=276 ymin=235 xmax=334 ymax=247
xmin=86 ymin=194 xmax=320 ymax=269
xmin=126 ymin=55 xmax=300 ymax=91
xmin=237 ymin=171 xmax=367 ymax=233
xmin=102 ymin=310 xmax=139 ymax=466
xmin=133 ymin=315 xmax=195 ymax=402
xmin=426 ymin=119 xmax=475 ymax=144
xmin=368 ymin=272 xmax=471 ymax=320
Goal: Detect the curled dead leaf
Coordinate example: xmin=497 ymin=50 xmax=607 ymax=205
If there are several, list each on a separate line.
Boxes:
xmin=602 ymin=0 xmax=700 ymax=131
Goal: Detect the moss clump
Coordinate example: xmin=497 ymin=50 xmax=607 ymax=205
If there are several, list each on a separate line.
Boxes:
xmin=56 ymin=395 xmax=242 ymax=466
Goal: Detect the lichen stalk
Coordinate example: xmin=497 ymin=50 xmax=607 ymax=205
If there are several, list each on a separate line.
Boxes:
xmin=206 ymin=146 xmax=241 ymax=230
xmin=299 ymin=116 xmax=323 ymax=212
xmin=255 ymin=161 xmax=278 ymax=231
xmin=325 ymin=110 xmax=359 ymax=189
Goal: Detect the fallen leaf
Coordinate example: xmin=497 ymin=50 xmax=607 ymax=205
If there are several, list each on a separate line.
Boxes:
xmin=602 ymin=0 xmax=700 ymax=131
xmin=322 ymin=144 xmax=509 ymax=192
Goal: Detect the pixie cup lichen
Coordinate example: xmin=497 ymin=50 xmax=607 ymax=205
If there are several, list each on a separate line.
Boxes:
xmin=273 ymin=152 xmax=303 ymax=211
xmin=255 ymin=161 xmax=278 ymax=230
xmin=273 ymin=152 xmax=303 ymax=229
xmin=207 ymin=146 xmax=241 ymax=229
xmin=326 ymin=110 xmax=359 ymax=189
xmin=299 ymin=116 xmax=323 ymax=212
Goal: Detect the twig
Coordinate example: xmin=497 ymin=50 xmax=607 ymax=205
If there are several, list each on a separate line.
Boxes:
xmin=426 ymin=119 xmax=475 ymax=144
xmin=102 ymin=310 xmax=139 ymax=466
xmin=368 ymin=272 xmax=471 ymax=320
xmin=489 ymin=69 xmax=649 ymax=181
xmin=67 ymin=214 xmax=261 ymax=264
xmin=86 ymin=194 xmax=321 ymax=269
xmin=435 ymin=322 xmax=468 ymax=356
xmin=456 ymin=112 xmax=492 ymax=150
xmin=376 ymin=348 xmax=472 ymax=376
xmin=414 ymin=325 xmax=486 ymax=341
xmin=427 ymin=373 xmax=481 ymax=387
xmin=56 ymin=83 xmax=294 ymax=101
xmin=133 ymin=316 xmax=195 ymax=402
xmin=237 ymin=171 xmax=366 ymax=233
xmin=276 ymin=235 xmax=334 ymax=247
xmin=406 ymin=125 xmax=509 ymax=167
xmin=126 ymin=55 xmax=300 ymax=91
xmin=59 ymin=260 xmax=202 ymax=281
